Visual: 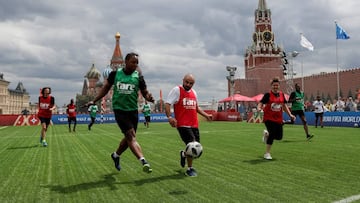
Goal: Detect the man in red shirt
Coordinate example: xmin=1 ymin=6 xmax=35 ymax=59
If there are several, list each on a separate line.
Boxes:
xmin=66 ymin=99 xmax=77 ymax=132
xmin=37 ymin=87 xmax=56 ymax=147
xmin=165 ymin=74 xmax=212 ymax=177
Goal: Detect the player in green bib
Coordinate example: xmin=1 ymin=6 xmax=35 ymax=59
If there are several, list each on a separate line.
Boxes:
xmin=87 ymin=52 xmax=155 ymax=173
xmin=287 ymin=83 xmax=314 ymax=140
xmin=142 ymin=101 xmax=151 ymax=128
xmin=87 ymin=104 xmax=98 ymax=130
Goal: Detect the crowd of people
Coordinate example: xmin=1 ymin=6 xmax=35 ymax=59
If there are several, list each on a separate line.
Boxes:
xmin=304 ymin=96 xmax=359 ymax=112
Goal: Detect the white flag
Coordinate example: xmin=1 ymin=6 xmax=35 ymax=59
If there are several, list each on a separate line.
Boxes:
xmin=300 ymin=34 xmax=314 ymax=51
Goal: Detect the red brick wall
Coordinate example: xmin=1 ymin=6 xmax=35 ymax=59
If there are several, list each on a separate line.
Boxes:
xmin=234 ymin=68 xmax=360 ymax=101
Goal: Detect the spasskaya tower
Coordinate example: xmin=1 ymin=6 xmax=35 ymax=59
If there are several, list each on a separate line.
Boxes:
xmin=235 ymin=0 xmax=284 ymax=96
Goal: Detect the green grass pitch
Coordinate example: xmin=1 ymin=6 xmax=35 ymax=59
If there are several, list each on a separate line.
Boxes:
xmin=0 ymin=122 xmax=359 ymax=203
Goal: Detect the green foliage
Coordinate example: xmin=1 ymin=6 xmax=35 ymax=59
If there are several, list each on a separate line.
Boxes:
xmin=0 ymin=122 xmax=360 ymax=203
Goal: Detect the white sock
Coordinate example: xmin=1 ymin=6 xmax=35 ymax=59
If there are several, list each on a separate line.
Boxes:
xmin=113 ymin=152 xmax=119 ymax=158
xmin=139 ymin=157 xmax=148 ymax=165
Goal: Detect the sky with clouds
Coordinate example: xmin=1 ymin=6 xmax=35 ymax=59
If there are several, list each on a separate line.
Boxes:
xmin=0 ymin=0 xmax=359 ymax=106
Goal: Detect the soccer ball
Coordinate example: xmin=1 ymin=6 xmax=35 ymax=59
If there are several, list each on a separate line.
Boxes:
xmin=185 ymin=141 xmax=203 ymax=159
xmin=354 ymin=123 xmax=359 ymax=128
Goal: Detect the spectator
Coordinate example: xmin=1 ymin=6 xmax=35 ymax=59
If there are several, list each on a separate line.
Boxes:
xmin=345 ymin=97 xmax=357 ymax=111
xmin=335 ymin=97 xmax=345 ymax=112
xmin=313 ymin=96 xmax=325 ymax=128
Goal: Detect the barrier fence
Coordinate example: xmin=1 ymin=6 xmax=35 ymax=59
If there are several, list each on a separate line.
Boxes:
xmin=0 ymin=112 xmax=359 ymax=127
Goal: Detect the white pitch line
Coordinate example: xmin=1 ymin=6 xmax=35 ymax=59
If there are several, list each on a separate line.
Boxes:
xmin=0 ymin=126 xmax=8 ymax=130
xmin=333 ymin=194 xmax=360 ymax=203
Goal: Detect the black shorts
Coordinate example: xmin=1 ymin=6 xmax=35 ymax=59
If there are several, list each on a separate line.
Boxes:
xmin=291 ymin=110 xmax=305 ymax=117
xmin=264 ymin=120 xmax=283 ymax=144
xmin=145 ymin=116 xmax=151 ymax=122
xmin=315 ymin=112 xmax=324 ymax=118
xmin=177 ymin=127 xmax=200 ymax=145
xmin=114 ymin=109 xmax=138 ymax=134
xmin=39 ymin=117 xmax=51 ymax=127
xmin=68 ymin=116 xmax=76 ymax=122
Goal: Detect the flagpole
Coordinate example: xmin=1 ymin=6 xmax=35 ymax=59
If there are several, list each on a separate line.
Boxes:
xmin=301 ymin=58 xmax=304 ymax=91
xmin=334 ymin=20 xmax=350 ymax=98
xmin=299 ymin=33 xmax=314 ymax=93
xmin=335 ymin=21 xmax=340 ymax=98
xmin=336 ymin=37 xmax=340 ymax=98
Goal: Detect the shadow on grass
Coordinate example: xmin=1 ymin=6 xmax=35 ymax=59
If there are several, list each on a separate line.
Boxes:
xmin=44 ymin=173 xmax=119 ymax=194
xmin=45 ymin=170 xmax=186 ymax=194
xmin=243 ymin=157 xmax=276 ymax=165
xmin=121 ymin=170 xmax=189 ymax=196
xmin=279 ymin=140 xmax=306 ymax=143
xmin=119 ymin=170 xmax=186 ymax=186
xmin=7 ymin=145 xmax=39 ymax=150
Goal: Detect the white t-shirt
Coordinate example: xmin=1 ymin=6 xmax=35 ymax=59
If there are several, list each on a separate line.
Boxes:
xmin=335 ymin=100 xmax=345 ymax=112
xmin=165 ymin=86 xmax=198 ymax=105
xmin=313 ymin=100 xmax=324 ymax=113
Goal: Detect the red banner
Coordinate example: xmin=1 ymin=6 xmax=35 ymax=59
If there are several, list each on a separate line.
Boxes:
xmin=0 ymin=115 xmax=41 ymax=126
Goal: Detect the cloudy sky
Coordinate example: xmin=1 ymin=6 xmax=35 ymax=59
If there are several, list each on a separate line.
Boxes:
xmin=1 ymin=0 xmax=359 ymax=107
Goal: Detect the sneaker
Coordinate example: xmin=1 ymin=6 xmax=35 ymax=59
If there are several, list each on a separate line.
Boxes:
xmin=264 ymin=153 xmax=272 ymax=160
xmin=88 ymin=125 xmax=91 ymax=131
xmin=262 ymin=130 xmax=269 ymax=144
xmin=142 ymin=161 xmax=152 ymax=173
xmin=180 ymin=150 xmax=186 ymax=168
xmin=185 ymin=168 xmax=197 ymax=177
xmin=111 ymin=153 xmax=121 ymax=171
xmin=307 ymin=134 xmax=314 ymax=141
xmin=42 ymin=141 xmax=48 ymax=147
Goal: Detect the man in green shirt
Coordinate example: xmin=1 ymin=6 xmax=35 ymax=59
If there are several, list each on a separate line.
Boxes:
xmin=87 ymin=104 xmax=98 ymax=130
xmin=142 ymin=101 xmax=151 ymax=128
xmin=287 ymin=83 xmax=314 ymax=140
xmin=87 ymin=52 xmax=154 ymax=173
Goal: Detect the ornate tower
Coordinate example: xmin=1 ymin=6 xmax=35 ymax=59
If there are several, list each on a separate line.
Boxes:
xmin=84 ymin=63 xmax=101 ymax=96
xmin=110 ymin=32 xmax=124 ymax=70
xmin=244 ymin=0 xmax=283 ymax=79
xmin=235 ymin=0 xmax=284 ymax=96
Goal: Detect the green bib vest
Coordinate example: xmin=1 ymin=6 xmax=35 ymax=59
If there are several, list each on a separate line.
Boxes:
xmin=291 ymin=91 xmax=305 ymax=111
xmin=112 ymin=69 xmax=139 ymax=111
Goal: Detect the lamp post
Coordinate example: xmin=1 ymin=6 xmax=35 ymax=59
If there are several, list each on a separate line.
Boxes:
xmin=226 ymin=66 xmax=237 ymax=110
xmin=285 ymin=51 xmax=299 ymax=94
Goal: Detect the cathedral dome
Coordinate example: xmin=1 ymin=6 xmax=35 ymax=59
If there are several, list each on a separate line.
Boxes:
xmin=102 ymin=65 xmax=113 ymax=79
xmin=85 ymin=63 xmax=101 ymax=79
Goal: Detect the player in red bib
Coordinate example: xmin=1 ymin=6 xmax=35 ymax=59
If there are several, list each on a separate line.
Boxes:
xmin=165 ymin=74 xmax=212 ymax=177
xmin=257 ymin=78 xmax=295 ymax=160
xmin=37 ymin=87 xmax=56 ymax=147
xmin=66 ymin=99 xmax=77 ymax=132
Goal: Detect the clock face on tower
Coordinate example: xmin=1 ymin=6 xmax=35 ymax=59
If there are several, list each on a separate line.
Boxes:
xmin=262 ymin=30 xmax=273 ymax=43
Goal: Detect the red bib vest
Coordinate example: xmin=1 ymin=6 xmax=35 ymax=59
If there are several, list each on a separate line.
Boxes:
xmin=263 ymin=91 xmax=285 ymax=124
xmin=38 ymin=96 xmax=54 ymax=118
xmin=174 ymin=86 xmax=198 ymax=128
xmin=67 ymin=104 xmax=76 ymax=117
